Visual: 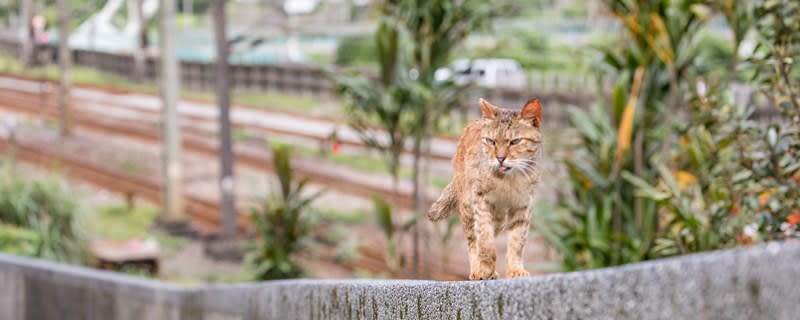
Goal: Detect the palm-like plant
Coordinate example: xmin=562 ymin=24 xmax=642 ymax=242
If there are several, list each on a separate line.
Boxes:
xmin=333 ymin=0 xmax=508 ymax=277
xmin=246 ymin=145 xmax=323 ymax=280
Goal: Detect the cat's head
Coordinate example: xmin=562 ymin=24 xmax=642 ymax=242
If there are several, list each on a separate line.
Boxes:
xmin=478 ymin=98 xmax=543 ymax=177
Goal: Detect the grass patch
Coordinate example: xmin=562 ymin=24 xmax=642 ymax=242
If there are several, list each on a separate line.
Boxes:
xmin=314 ymin=207 xmax=369 ymax=225
xmin=152 ymin=233 xmax=190 ymax=253
xmin=266 ymin=138 xmax=391 ymax=174
xmin=86 ymin=201 xmax=158 ymax=240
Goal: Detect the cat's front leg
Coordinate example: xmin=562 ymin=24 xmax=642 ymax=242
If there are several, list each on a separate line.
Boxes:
xmin=506 ymin=207 xmax=531 ymax=278
xmin=470 ymin=199 xmax=498 ymax=280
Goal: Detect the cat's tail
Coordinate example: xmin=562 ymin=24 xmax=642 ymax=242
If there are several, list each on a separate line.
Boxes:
xmin=428 ymin=181 xmax=458 ymax=221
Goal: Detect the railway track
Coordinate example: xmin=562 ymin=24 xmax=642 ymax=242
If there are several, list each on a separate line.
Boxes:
xmin=0 ymin=74 xmax=457 ymax=162
xmin=0 ymin=86 xmax=442 ymax=211
xmin=0 ymin=83 xmax=474 ymax=279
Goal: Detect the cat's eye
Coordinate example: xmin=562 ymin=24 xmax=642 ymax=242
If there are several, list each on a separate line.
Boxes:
xmin=484 ymin=138 xmax=495 ymax=145
xmin=509 ymin=138 xmax=522 ymax=145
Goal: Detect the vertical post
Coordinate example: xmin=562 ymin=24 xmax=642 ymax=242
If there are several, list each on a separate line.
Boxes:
xmin=161 ymin=0 xmax=185 ymax=223
xmin=57 ymin=0 xmax=71 ymax=137
xmin=133 ymin=0 xmax=146 ymax=82
xmin=20 ymin=0 xmax=33 ymax=66
xmin=183 ymin=0 xmax=193 ymax=15
xmin=213 ymin=0 xmax=237 ymax=238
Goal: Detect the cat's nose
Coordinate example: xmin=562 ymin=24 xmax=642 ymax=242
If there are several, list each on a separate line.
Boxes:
xmin=497 ymin=156 xmax=506 ymax=164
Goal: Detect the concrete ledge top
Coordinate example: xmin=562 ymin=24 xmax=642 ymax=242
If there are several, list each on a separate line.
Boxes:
xmin=1 ymin=241 xmax=798 ymax=319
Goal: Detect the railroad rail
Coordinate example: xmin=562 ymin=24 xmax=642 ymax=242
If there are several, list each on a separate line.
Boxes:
xmin=0 ymin=83 xmax=441 ymax=211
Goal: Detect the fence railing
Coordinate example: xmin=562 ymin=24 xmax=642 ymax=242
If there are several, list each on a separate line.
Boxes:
xmin=0 ymin=33 xmax=594 ymax=104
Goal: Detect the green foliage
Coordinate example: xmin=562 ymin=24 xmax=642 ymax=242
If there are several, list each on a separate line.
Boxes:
xmin=335 ymin=36 xmax=377 ymax=66
xmin=694 ymin=33 xmax=734 ymax=79
xmin=371 ymin=195 xmax=400 ymax=270
xmin=534 ymin=104 xmax=659 ymax=270
xmin=641 ymin=95 xmax=799 ymax=254
xmin=86 ymin=202 xmax=159 ymax=240
xmin=748 ymin=0 xmax=800 ymax=121
xmin=0 ymin=166 xmax=87 ymax=264
xmin=333 ymin=0 xmax=508 ymax=180
xmin=540 ymin=0 xmax=800 ymax=271
xmin=0 ymin=223 xmax=39 ymax=257
xmin=370 ymin=195 xmax=414 ymax=272
xmin=246 ymin=145 xmax=323 ymax=280
xmin=538 ymin=0 xmax=713 ymax=271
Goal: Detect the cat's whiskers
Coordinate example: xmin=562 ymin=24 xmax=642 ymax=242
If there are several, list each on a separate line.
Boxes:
xmin=516 ymin=158 xmax=540 ymax=182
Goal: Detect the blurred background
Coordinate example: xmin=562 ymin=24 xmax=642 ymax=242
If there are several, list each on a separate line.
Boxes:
xmin=0 ymin=0 xmax=796 ymax=284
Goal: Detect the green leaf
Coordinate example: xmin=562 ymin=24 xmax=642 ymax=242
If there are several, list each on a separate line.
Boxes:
xmin=621 ymin=171 xmax=670 ymax=201
xmin=372 ymin=195 xmax=393 ymax=240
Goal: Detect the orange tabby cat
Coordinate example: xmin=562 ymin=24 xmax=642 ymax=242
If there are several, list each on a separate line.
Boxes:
xmin=428 ymin=98 xmax=542 ymax=280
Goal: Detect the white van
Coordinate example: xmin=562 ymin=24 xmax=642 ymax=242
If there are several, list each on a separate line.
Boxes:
xmin=435 ymin=58 xmax=528 ymax=89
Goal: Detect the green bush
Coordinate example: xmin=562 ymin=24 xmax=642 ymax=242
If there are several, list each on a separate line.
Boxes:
xmin=633 ymin=93 xmax=799 ymax=255
xmin=0 ymin=166 xmax=88 ymax=264
xmin=694 ymin=33 xmax=734 ymax=79
xmin=534 ymin=104 xmax=661 ymax=270
xmin=335 ymin=36 xmax=377 ymax=66
xmin=538 ymin=0 xmax=799 ymax=271
xmin=245 ymin=145 xmax=323 ymax=280
xmin=0 ymin=223 xmax=39 ymax=257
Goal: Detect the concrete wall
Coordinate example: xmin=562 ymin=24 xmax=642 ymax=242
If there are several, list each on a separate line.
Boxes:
xmin=1 ymin=241 xmax=798 ymax=320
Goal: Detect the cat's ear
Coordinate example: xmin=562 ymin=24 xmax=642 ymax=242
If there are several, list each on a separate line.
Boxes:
xmin=519 ymin=98 xmax=542 ymax=128
xmin=479 ymin=98 xmax=499 ymax=120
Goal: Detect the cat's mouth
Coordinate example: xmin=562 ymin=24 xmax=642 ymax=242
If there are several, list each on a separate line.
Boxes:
xmin=495 ymin=164 xmax=513 ymax=174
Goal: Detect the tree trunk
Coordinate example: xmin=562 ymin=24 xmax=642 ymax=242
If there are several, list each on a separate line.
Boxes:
xmin=20 ymin=0 xmax=33 ymax=67
xmin=183 ymin=0 xmax=193 ymax=15
xmin=57 ymin=0 xmax=71 ymax=137
xmin=410 ymin=111 xmax=433 ymax=278
xmin=132 ymin=0 xmax=146 ymax=83
xmin=419 ymin=132 xmax=434 ymax=278
xmin=213 ymin=0 xmax=237 ymax=238
xmin=410 ymin=131 xmax=422 ymax=279
xmin=160 ymin=0 xmax=185 ymax=224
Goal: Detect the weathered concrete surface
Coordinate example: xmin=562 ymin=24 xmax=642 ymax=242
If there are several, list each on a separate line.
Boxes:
xmin=1 ymin=241 xmax=798 ymax=320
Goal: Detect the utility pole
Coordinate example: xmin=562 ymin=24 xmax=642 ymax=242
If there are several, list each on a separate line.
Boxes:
xmin=20 ymin=0 xmax=33 ymax=66
xmin=213 ymin=0 xmax=237 ymax=238
xmin=160 ymin=0 xmax=185 ymax=224
xmin=57 ymin=0 xmax=71 ymax=137
xmin=133 ymin=0 xmax=147 ymax=82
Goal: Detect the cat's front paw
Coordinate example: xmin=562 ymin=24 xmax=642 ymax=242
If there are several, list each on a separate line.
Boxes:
xmin=506 ymin=267 xmax=530 ymax=278
xmin=470 ymin=269 xmax=499 ymax=280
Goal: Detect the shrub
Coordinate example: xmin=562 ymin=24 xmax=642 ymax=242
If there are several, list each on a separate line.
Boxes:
xmin=538 ymin=0 xmax=799 ymax=271
xmin=246 ymin=145 xmax=323 ymax=280
xmin=0 ymin=223 xmax=39 ymax=257
xmin=0 ymin=165 xmax=88 ymax=264
xmin=534 ymin=104 xmax=661 ymax=270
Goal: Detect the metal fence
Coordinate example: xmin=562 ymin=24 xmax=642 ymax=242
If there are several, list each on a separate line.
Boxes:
xmin=0 ymin=33 xmax=597 ymax=104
